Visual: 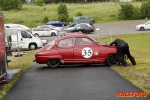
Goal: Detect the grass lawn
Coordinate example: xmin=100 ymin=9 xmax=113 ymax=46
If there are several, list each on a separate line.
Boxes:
xmin=2 ymin=2 xmax=142 ymax=28
xmin=99 ymin=33 xmax=150 ymax=96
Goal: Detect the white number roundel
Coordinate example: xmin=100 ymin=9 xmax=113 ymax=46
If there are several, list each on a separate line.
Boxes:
xmin=82 ymin=47 xmax=93 ymax=58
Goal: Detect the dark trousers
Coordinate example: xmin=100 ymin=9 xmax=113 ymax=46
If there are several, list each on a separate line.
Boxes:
xmin=116 ymin=45 xmax=136 ymax=66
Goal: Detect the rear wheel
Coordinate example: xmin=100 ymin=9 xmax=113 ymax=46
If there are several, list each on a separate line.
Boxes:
xmin=29 ymin=43 xmax=37 ymax=50
xmin=107 ymin=54 xmax=119 ymax=67
xmin=47 ymin=59 xmax=60 ymax=68
xmin=51 ymin=32 xmax=56 ymax=36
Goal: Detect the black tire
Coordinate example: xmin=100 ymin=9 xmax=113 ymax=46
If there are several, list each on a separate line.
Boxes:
xmin=47 ymin=59 xmax=60 ymax=68
xmin=51 ymin=32 xmax=56 ymax=36
xmin=86 ymin=31 xmax=90 ymax=34
xmin=140 ymin=27 xmax=144 ymax=31
xmin=107 ymin=54 xmax=119 ymax=67
xmin=84 ymin=64 xmax=91 ymax=66
xmin=29 ymin=43 xmax=37 ymax=50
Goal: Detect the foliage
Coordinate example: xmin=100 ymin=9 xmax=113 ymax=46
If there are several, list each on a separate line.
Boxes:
xmin=36 ymin=0 xmax=109 ymax=4
xmin=35 ymin=0 xmax=44 ymax=6
xmin=140 ymin=0 xmax=150 ymax=19
xmin=132 ymin=6 xmax=141 ymax=19
xmin=0 ymin=0 xmax=22 ymax=10
xmin=57 ymin=3 xmax=69 ymax=22
xmin=99 ymin=33 xmax=150 ymax=96
xmin=75 ymin=12 xmax=83 ymax=16
xmin=118 ymin=3 xmax=134 ymax=20
xmin=43 ymin=16 xmax=49 ymax=23
xmin=2 ymin=2 xmax=141 ymax=28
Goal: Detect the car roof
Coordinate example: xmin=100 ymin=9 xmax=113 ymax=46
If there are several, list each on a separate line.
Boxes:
xmin=56 ymin=33 xmax=90 ymax=41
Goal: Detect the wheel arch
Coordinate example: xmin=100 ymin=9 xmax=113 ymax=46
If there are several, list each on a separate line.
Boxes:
xmin=106 ymin=54 xmax=119 ymax=67
xmin=29 ymin=42 xmax=37 ymax=49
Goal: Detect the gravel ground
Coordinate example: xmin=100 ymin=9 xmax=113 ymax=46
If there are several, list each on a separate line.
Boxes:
xmin=92 ymin=20 xmax=150 ymax=38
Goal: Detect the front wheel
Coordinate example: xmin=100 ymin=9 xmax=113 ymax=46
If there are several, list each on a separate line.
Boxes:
xmin=107 ymin=55 xmax=119 ymax=67
xmin=29 ymin=43 xmax=37 ymax=50
xmin=47 ymin=59 xmax=60 ymax=68
xmin=140 ymin=27 xmax=144 ymax=31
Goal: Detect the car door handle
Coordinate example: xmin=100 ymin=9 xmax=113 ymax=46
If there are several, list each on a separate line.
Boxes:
xmin=74 ymin=48 xmax=78 ymax=50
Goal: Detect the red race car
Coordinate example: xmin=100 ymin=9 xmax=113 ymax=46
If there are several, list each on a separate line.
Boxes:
xmin=35 ymin=33 xmax=122 ymax=68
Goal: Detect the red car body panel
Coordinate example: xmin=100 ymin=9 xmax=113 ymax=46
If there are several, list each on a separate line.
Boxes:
xmin=35 ymin=33 xmax=117 ymax=65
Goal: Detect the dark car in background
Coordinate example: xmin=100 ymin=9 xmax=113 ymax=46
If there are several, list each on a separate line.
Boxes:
xmin=66 ymin=23 xmax=94 ymax=34
xmin=46 ymin=21 xmax=67 ymax=27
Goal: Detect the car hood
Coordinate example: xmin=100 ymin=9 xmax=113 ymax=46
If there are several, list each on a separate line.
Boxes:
xmin=136 ymin=24 xmax=145 ymax=27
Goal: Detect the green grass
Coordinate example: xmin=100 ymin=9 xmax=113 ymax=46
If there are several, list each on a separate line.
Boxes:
xmin=99 ymin=33 xmax=150 ymax=95
xmin=0 ymin=50 xmax=36 ymax=99
xmin=2 ymin=2 xmax=142 ymax=28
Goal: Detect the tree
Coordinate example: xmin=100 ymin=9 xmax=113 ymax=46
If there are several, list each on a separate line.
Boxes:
xmin=0 ymin=0 xmax=22 ymax=10
xmin=140 ymin=1 xmax=150 ymax=19
xmin=57 ymin=3 xmax=69 ymax=22
xmin=118 ymin=3 xmax=134 ymax=20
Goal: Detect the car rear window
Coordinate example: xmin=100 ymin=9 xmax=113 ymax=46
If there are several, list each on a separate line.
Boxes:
xmin=47 ymin=39 xmax=55 ymax=46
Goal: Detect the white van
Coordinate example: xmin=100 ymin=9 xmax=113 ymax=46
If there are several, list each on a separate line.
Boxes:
xmin=5 ymin=27 xmax=43 ymax=50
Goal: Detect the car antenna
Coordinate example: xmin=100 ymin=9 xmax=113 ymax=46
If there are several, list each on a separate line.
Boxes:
xmin=110 ymin=28 xmax=112 ymax=42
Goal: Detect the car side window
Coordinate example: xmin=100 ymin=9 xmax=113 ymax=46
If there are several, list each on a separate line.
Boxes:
xmin=76 ymin=38 xmax=95 ymax=46
xmin=21 ymin=31 xmax=32 ymax=38
xmin=58 ymin=38 xmax=75 ymax=47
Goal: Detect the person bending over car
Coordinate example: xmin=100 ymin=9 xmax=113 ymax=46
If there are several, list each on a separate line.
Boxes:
xmin=109 ymin=38 xmax=136 ymax=67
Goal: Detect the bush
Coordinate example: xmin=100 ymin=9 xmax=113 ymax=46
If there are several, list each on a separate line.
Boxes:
xmin=43 ymin=16 xmax=49 ymax=23
xmin=118 ymin=3 xmax=134 ymax=20
xmin=57 ymin=3 xmax=69 ymax=22
xmin=75 ymin=12 xmax=82 ymax=16
xmin=0 ymin=0 xmax=22 ymax=10
xmin=132 ymin=6 xmax=141 ymax=19
xmin=140 ymin=1 xmax=150 ymax=19
xmin=35 ymin=0 xmax=44 ymax=6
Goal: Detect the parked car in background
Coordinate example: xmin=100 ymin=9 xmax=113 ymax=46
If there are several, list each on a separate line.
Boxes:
xmin=66 ymin=23 xmax=94 ymax=34
xmin=73 ymin=16 xmax=95 ymax=24
xmin=136 ymin=21 xmax=150 ymax=31
xmin=46 ymin=21 xmax=67 ymax=27
xmin=30 ymin=28 xmax=58 ymax=37
xmin=34 ymin=33 xmax=124 ymax=68
xmin=37 ymin=25 xmax=63 ymax=31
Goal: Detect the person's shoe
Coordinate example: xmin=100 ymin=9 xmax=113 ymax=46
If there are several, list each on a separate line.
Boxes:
xmin=123 ymin=64 xmax=128 ymax=67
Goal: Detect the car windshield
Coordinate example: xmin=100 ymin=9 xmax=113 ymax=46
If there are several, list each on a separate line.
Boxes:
xmin=144 ymin=21 xmax=150 ymax=25
xmin=88 ymin=35 xmax=97 ymax=43
xmin=46 ymin=39 xmax=55 ymax=46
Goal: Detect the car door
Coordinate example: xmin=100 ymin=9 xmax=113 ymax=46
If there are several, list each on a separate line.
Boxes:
xmin=74 ymin=24 xmax=84 ymax=32
xmin=144 ymin=22 xmax=150 ymax=29
xmin=43 ymin=28 xmax=51 ymax=36
xmin=74 ymin=37 xmax=101 ymax=63
xmin=20 ymin=31 xmax=33 ymax=48
xmin=57 ymin=38 xmax=75 ymax=63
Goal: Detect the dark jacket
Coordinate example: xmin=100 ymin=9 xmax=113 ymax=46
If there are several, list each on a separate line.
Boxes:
xmin=110 ymin=39 xmax=128 ymax=48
